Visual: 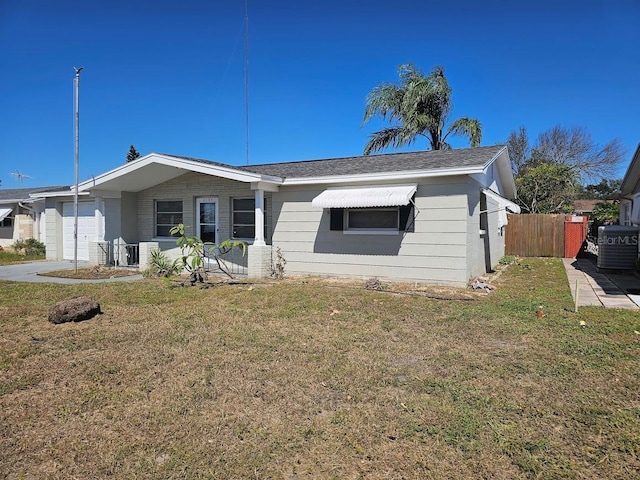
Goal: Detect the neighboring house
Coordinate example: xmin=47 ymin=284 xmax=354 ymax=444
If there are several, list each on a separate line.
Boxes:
xmin=36 ymin=145 xmax=519 ymax=286
xmin=0 ymin=186 xmax=66 ymax=248
xmin=619 ymin=144 xmax=640 ymax=227
xmin=574 ymin=199 xmax=603 ymax=217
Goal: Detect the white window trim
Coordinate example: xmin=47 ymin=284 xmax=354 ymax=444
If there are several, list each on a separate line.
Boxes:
xmin=155 ymin=199 xmax=183 ymax=239
xmin=196 ymin=196 xmax=218 ymax=244
xmin=231 ymin=196 xmax=267 ymax=241
xmin=231 ymin=197 xmax=255 ymax=240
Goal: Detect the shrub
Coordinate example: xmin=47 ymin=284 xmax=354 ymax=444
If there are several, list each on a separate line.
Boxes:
xmin=12 ymin=238 xmax=46 ymax=256
xmin=145 ymin=249 xmax=181 ymax=278
xmin=498 ymin=255 xmax=516 ymax=265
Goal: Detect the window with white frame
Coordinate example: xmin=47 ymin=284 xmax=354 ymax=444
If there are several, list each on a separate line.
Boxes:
xmin=0 ymin=217 xmax=12 ymax=228
xmin=155 ymin=200 xmax=183 ymax=237
xmin=330 ymin=202 xmax=414 ymax=234
xmin=231 ymin=198 xmax=267 ymax=240
xmin=346 ymin=207 xmax=399 ymax=231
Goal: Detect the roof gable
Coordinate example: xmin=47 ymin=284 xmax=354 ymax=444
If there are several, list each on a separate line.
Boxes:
xmin=78 ymin=153 xmax=280 ymax=193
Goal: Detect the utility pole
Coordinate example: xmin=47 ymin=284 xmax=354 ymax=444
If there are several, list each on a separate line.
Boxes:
xmin=73 ymin=67 xmax=83 ymax=273
xmin=244 ymin=0 xmax=250 ymax=165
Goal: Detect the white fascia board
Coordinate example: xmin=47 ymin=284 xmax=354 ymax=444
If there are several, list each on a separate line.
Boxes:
xmin=78 ymin=153 xmax=282 ymax=192
xmin=2 ymin=197 xmax=42 ymax=203
xmin=281 ymin=165 xmax=486 ymax=186
xmin=29 ymin=190 xmax=89 ymax=198
xmin=486 ymin=146 xmax=517 ymax=199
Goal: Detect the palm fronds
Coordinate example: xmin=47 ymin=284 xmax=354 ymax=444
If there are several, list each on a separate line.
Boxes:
xmin=362 ymin=63 xmax=481 ymax=154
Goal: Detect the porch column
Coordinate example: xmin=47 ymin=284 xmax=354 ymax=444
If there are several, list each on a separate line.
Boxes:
xmin=253 ymin=188 xmax=266 ymax=246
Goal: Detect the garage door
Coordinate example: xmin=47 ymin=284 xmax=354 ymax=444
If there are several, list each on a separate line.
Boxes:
xmin=62 ymin=202 xmax=96 ymax=261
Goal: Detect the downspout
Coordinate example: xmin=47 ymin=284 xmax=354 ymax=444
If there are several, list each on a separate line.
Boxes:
xmin=18 ymin=202 xmax=36 ymax=215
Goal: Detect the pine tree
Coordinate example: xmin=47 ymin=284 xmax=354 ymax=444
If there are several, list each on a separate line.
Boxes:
xmin=127 ymin=145 xmax=141 ymax=163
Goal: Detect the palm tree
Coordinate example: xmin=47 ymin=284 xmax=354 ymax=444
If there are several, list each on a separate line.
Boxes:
xmin=362 ymin=64 xmax=482 ymax=155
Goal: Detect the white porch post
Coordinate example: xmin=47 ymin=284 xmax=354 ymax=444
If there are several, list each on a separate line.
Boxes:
xmin=253 ymin=188 xmax=266 ymax=246
xmin=248 ymin=182 xmax=278 ymax=278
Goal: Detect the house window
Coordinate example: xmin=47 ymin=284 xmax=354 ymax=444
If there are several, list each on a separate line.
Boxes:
xmin=330 ymin=202 xmax=414 ymax=234
xmin=155 ymin=200 xmax=183 ymax=237
xmin=0 ymin=217 xmax=12 ymax=228
xmin=347 ymin=208 xmax=399 ymax=231
xmin=232 ymin=198 xmax=267 ymax=240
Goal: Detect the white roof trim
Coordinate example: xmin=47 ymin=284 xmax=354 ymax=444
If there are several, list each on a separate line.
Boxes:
xmin=0 ymin=207 xmax=12 ymax=221
xmin=78 ymin=153 xmax=282 ymax=192
xmin=30 ymin=190 xmax=90 ymax=198
xmin=312 ymin=184 xmax=417 ymax=209
xmin=483 ymin=189 xmax=521 ymax=214
xmin=284 ymin=166 xmax=485 ymax=186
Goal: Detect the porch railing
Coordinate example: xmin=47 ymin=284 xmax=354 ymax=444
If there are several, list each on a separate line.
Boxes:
xmin=204 ymin=248 xmax=248 ymax=277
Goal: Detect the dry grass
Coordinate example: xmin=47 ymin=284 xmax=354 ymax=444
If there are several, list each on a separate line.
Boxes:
xmin=1 ymin=258 xmax=639 ymax=479
xmin=38 ymin=266 xmax=140 ymax=279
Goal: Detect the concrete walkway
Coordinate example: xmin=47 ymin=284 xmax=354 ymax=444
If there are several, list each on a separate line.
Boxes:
xmin=563 ymin=258 xmax=640 ymax=310
xmin=0 ymin=261 xmax=143 ymax=284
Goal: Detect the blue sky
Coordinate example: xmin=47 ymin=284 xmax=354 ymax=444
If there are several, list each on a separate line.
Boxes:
xmin=1 ymin=0 xmax=639 ymax=187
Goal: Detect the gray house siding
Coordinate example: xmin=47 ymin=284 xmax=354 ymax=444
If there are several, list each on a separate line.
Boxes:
xmin=465 ymin=185 xmax=484 ymax=279
xmin=271 ymin=177 xmax=472 ymax=286
xmin=44 ymin=199 xmax=62 ymax=261
xmin=104 ymin=198 xmax=121 ymax=244
xmin=136 ymin=172 xmax=272 ymax=267
xmin=121 ymin=192 xmax=138 ymax=243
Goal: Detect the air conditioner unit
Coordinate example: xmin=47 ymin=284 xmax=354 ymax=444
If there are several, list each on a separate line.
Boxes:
xmin=597 ymin=225 xmax=639 ymax=270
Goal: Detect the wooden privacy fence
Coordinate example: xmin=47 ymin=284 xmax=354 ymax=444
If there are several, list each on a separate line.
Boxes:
xmin=505 ymin=214 xmax=566 ymax=257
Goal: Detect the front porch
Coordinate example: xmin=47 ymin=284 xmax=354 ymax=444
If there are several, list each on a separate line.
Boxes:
xmin=87 ymin=239 xmax=272 ymax=278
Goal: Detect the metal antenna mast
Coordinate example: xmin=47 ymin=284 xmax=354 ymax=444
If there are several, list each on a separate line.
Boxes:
xmin=244 ymin=0 xmax=250 ymax=165
xmin=73 ymin=66 xmax=83 ymax=273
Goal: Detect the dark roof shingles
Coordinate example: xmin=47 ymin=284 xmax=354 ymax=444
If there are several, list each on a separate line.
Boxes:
xmin=238 ymin=145 xmax=505 ymax=179
xmin=0 ymin=186 xmax=69 ymax=202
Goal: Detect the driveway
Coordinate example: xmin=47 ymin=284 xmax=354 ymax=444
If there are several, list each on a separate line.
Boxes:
xmin=0 ymin=261 xmax=143 ymax=284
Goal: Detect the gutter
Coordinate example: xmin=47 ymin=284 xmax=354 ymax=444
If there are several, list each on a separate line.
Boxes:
xmin=18 ymin=202 xmax=37 ymax=215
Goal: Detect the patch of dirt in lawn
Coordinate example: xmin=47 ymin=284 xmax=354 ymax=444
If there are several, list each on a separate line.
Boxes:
xmin=38 ymin=266 xmax=140 ymax=279
xmin=281 ymin=276 xmax=488 ymax=301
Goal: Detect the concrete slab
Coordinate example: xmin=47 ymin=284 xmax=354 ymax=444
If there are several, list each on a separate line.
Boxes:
xmin=563 ymin=258 xmax=639 ymax=310
xmin=0 ymin=261 xmax=143 ymax=284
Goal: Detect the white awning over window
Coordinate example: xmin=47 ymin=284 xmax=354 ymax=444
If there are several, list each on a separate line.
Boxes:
xmin=312 ymin=185 xmax=417 ymax=209
xmin=0 ymin=207 xmax=12 ymax=222
xmin=482 ymin=189 xmax=521 ymax=214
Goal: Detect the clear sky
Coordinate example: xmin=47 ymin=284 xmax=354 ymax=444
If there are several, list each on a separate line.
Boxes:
xmin=1 ymin=0 xmax=639 ymax=188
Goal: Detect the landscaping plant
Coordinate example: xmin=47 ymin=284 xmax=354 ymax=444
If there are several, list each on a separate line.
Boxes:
xmin=170 ymin=223 xmax=247 ymax=283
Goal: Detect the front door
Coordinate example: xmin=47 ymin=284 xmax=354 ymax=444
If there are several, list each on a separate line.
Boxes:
xmin=196 ymin=197 xmax=218 ymax=243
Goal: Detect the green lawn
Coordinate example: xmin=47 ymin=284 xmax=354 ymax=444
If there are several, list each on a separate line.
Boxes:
xmin=0 ymin=258 xmax=638 ymax=479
